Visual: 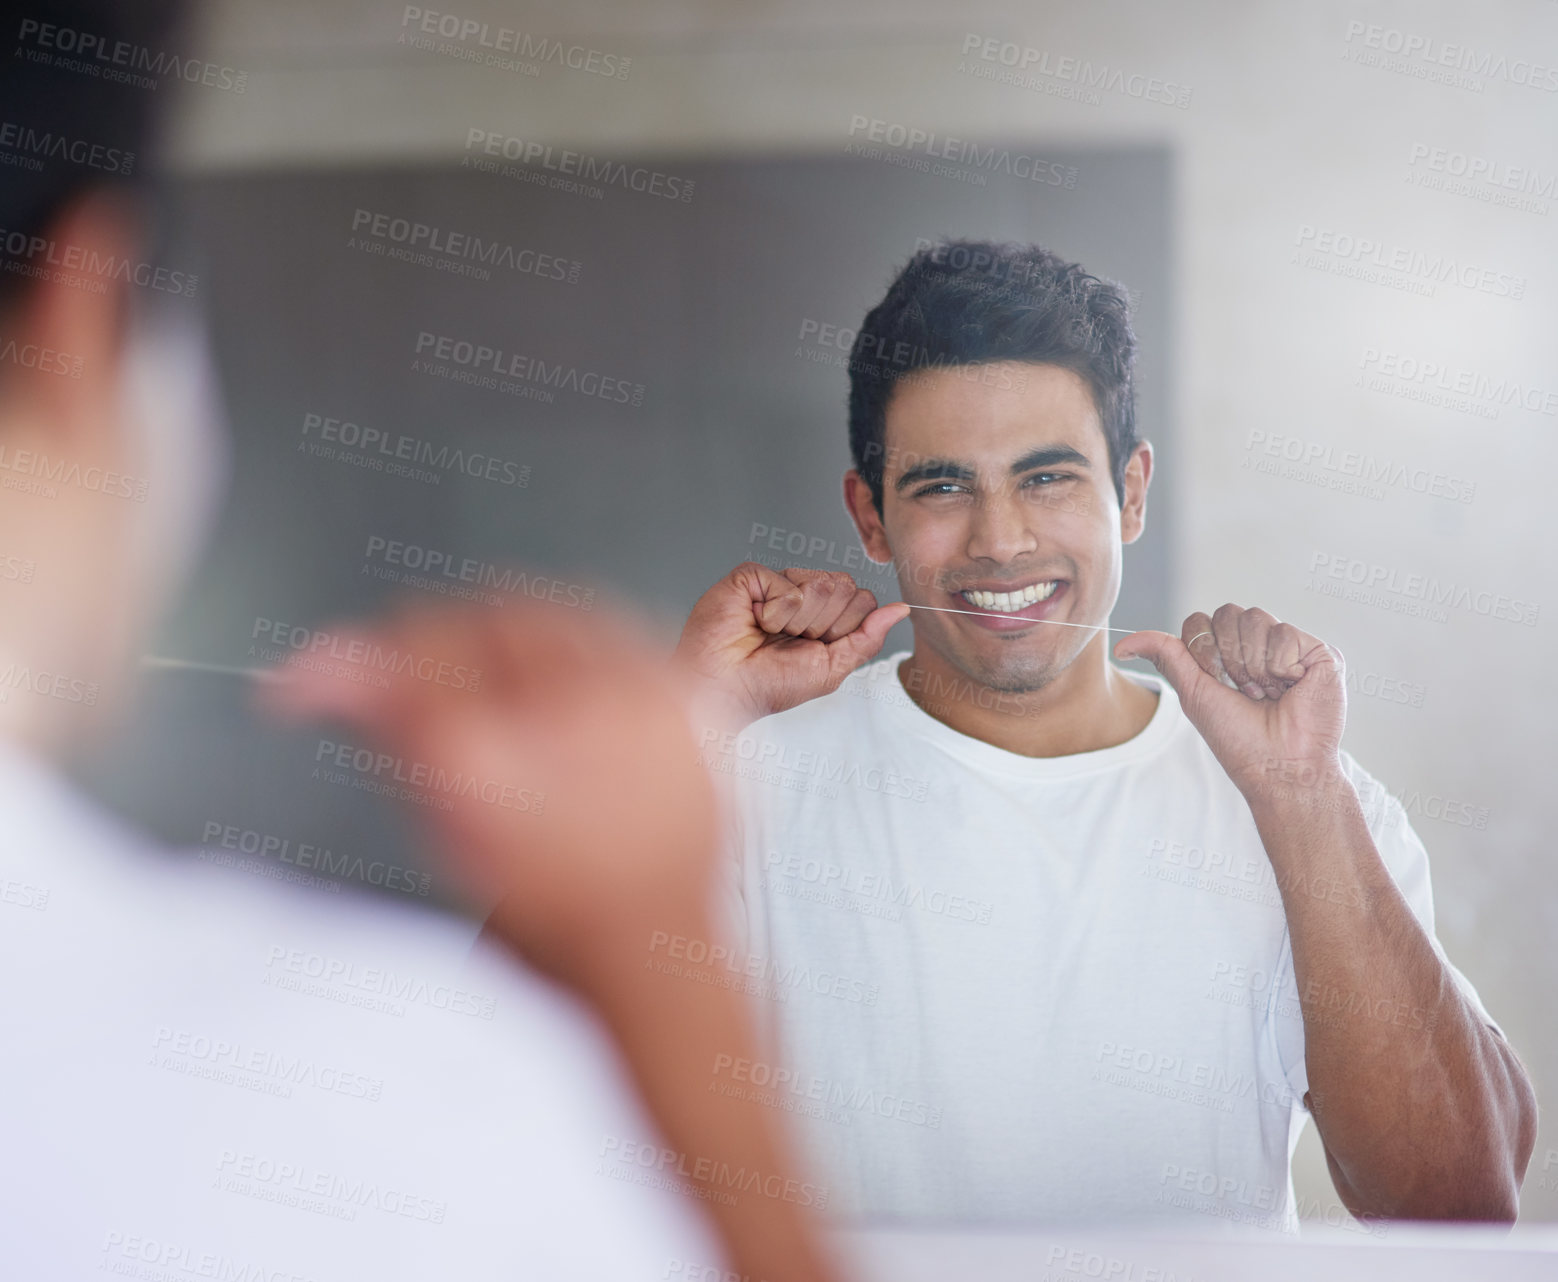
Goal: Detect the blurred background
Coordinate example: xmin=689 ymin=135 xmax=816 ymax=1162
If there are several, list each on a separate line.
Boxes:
xmin=69 ymin=0 xmax=1558 ymax=1226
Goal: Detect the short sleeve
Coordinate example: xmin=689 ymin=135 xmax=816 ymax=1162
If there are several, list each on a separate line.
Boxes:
xmin=1273 ymin=753 xmax=1504 ymax=1103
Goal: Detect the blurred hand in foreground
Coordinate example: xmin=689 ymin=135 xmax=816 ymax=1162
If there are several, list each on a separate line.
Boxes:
xmin=260 ymin=597 xmax=719 ymax=985
xmin=259 ymin=593 xmax=844 ymax=1282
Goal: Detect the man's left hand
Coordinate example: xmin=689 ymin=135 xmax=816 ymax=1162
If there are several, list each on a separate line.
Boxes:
xmin=1113 ymin=604 xmax=1347 ymax=801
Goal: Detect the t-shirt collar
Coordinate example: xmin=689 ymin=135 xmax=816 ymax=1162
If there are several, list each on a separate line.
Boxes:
xmin=874 ymin=649 xmax=1185 ymax=780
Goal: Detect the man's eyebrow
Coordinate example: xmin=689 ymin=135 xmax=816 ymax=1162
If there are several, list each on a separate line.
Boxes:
xmin=894 ymin=459 xmax=975 ymax=492
xmin=1009 ymin=446 xmax=1092 ymax=473
xmin=893 ymin=446 xmax=1092 ymax=492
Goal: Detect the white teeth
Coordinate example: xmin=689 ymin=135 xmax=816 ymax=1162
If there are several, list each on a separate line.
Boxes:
xmin=959 ymin=582 xmax=1059 ymax=613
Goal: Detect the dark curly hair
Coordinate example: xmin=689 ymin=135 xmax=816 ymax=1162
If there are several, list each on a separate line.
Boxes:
xmin=847 ymin=239 xmax=1139 ymax=514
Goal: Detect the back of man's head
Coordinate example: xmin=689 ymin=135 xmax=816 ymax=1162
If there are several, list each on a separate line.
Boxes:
xmin=0 ymin=0 xmax=209 ymax=760
xmin=0 ymin=1 xmax=185 ymax=312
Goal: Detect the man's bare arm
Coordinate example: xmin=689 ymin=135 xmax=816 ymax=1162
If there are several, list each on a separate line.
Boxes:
xmin=1117 ymin=604 xmax=1537 ymax=1222
xmin=1248 ymin=768 xmax=1537 ymax=1220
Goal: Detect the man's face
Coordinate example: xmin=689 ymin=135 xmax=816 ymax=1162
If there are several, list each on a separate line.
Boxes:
xmin=847 ymin=360 xmax=1150 ymax=694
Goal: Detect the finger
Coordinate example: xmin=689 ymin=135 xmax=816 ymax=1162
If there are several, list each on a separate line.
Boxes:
xmin=795 ymin=573 xmax=861 ymax=640
xmin=1267 ymin=621 xmax=1316 ymax=684
xmin=777 ymin=576 xmax=839 ymax=638
xmin=1235 ymin=607 xmax=1279 ymax=700
xmin=817 ymin=586 xmax=879 ymax=643
xmin=738 ymin=562 xmax=813 ymax=636
xmin=1180 ymin=612 xmax=1220 ymax=681
xmin=754 ymin=579 xmax=810 ymax=635
xmin=769 ymin=570 xmax=859 ymax=639
xmin=1213 ymin=603 xmax=1254 ymax=690
xmin=1273 ymin=625 xmax=1342 ymax=707
xmin=757 ymin=566 xmax=840 ymax=636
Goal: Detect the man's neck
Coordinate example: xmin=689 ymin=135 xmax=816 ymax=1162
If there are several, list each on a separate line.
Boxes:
xmin=896 ymin=640 xmax=1159 ymax=758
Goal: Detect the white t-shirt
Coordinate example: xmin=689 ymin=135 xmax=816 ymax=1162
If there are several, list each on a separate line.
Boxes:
xmin=0 ymin=738 xmax=724 ymax=1280
xmin=714 ymin=651 xmax=1499 ymax=1232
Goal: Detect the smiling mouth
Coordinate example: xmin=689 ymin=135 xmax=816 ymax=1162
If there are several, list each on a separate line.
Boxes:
xmin=958 ymin=581 xmax=1061 ymax=614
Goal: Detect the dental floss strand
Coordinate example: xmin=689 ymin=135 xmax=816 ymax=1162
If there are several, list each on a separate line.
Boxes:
xmin=140 ymin=621 xmax=1215 ymax=682
xmin=898 ymin=602 xmax=1214 ymax=648
xmin=140 ymin=655 xmax=287 ymax=683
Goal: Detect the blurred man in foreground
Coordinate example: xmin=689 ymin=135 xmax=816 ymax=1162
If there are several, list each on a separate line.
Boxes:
xmin=0 ymin=4 xmax=837 ymax=1279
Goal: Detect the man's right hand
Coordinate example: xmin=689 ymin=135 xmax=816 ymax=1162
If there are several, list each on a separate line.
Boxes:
xmin=675 ymin=562 xmax=910 ymax=730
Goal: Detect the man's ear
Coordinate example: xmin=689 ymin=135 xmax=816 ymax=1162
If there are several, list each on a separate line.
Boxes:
xmin=1119 ymin=440 xmax=1153 ymax=546
xmin=843 ymin=469 xmax=893 ymax=563
xmin=4 ymin=192 xmax=141 ymax=456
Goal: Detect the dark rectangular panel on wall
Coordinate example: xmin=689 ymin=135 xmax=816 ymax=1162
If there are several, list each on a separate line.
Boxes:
xmin=78 ymin=145 xmax=1174 ymax=902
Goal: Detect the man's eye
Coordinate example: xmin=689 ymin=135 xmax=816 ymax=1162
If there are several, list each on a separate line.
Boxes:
xmin=1023 ymin=472 xmax=1067 ymax=487
xmin=915 ymin=483 xmax=968 ymax=497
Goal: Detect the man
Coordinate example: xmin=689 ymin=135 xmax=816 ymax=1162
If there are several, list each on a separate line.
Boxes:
xmin=675 ymin=240 xmax=1537 ymax=1230
xmin=0 ymin=4 xmax=837 ymax=1279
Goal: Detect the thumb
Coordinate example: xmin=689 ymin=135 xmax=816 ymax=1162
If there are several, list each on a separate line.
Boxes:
xmin=1113 ymin=629 xmax=1213 ymax=701
xmin=829 ymin=602 xmax=911 ymax=670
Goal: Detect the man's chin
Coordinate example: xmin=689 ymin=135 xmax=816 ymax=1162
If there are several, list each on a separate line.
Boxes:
xmin=938 ymin=638 xmax=1061 ymax=697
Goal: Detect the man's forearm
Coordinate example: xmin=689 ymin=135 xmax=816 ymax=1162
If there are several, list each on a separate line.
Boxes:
xmin=1245 ymin=765 xmax=1537 ymax=1221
